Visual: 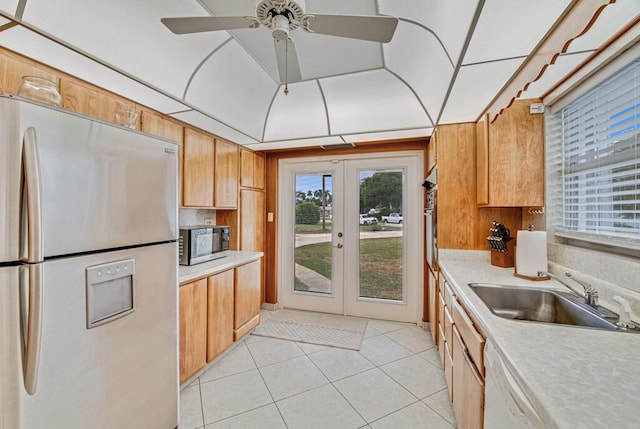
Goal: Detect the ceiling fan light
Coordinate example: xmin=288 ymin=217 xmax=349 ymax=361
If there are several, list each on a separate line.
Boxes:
xmin=272 ymin=14 xmax=290 ymax=41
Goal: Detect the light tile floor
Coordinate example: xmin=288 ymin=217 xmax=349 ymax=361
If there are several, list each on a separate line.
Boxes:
xmin=180 ymin=310 xmax=457 ymax=429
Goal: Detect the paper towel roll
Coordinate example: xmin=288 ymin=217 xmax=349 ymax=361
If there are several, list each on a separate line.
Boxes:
xmin=515 ymin=230 xmax=547 ymax=278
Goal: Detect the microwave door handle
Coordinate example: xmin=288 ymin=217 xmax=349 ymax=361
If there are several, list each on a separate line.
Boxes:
xmin=20 ymin=263 xmax=43 ymax=395
xmin=22 ymin=127 xmax=44 ymax=263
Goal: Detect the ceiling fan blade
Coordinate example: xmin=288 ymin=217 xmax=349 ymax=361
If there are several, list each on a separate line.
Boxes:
xmin=301 ymin=14 xmax=398 ymax=43
xmin=274 ymin=37 xmax=302 ymax=84
xmin=161 ymin=16 xmax=259 ymax=35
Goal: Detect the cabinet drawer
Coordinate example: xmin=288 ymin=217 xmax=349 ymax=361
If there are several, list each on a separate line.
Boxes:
xmin=452 ymin=299 xmax=485 ymax=377
xmin=444 ymin=280 xmax=456 ymax=309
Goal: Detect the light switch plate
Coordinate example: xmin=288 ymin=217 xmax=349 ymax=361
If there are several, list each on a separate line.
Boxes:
xmin=268 ymin=212 xmax=274 ymax=222
xmin=530 ymin=103 xmax=545 ymax=114
xmin=204 ymin=218 xmax=215 ymax=225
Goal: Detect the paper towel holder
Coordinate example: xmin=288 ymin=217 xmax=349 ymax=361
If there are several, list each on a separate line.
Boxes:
xmin=513 ymin=224 xmax=551 ymax=281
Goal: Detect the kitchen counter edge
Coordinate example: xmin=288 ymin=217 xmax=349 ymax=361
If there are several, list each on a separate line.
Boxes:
xmin=178 ymin=251 xmax=264 ymax=284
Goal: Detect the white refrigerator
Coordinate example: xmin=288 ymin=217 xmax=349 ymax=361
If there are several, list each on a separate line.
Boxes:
xmin=0 ymin=95 xmax=179 ymax=429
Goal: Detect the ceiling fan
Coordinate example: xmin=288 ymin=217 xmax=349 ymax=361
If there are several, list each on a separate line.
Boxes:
xmin=161 ymin=0 xmax=398 ymax=94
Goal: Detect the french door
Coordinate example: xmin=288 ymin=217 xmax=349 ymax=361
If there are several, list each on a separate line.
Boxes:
xmin=278 ymin=152 xmax=423 ymax=323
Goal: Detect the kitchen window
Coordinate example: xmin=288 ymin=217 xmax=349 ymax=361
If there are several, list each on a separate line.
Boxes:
xmin=547 ymin=58 xmax=640 ymax=250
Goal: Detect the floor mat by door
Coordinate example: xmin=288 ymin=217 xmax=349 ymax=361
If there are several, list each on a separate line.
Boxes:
xmin=251 ymin=309 xmax=368 ymax=350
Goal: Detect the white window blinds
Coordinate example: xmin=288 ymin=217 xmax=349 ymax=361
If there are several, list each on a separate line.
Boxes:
xmin=554 ymin=59 xmax=640 ymax=245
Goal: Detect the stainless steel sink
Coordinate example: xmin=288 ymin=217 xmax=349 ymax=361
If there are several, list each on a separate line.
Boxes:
xmin=468 ymin=283 xmax=620 ymax=331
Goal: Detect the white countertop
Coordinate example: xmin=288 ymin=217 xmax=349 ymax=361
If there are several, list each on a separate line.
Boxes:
xmin=438 ymin=250 xmax=640 ymax=429
xmin=178 ymin=251 xmax=263 ymax=284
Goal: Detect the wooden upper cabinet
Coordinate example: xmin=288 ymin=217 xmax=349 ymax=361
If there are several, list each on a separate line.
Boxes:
xmin=214 ymin=138 xmax=239 ymax=208
xmin=427 ymin=131 xmax=437 ymax=174
xmin=141 ymin=111 xmax=184 ymax=206
xmin=477 ymin=99 xmax=545 ymax=207
xmin=240 ymin=149 xmax=265 ymax=190
xmin=183 ymin=128 xmax=215 ymax=207
xmin=60 ymin=77 xmax=137 ymax=127
xmin=0 ymin=48 xmax=59 ymax=95
xmin=476 ymin=114 xmax=489 ymax=206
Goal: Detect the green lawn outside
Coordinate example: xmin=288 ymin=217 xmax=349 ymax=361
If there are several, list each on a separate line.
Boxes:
xmin=294 ymin=237 xmax=403 ymax=300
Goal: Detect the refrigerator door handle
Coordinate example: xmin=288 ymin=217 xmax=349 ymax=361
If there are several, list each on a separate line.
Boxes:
xmin=20 ymin=263 xmax=43 ymax=395
xmin=22 ymin=127 xmax=44 ymax=263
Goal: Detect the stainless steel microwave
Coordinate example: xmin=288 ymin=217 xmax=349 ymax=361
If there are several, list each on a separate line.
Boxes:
xmin=179 ymin=225 xmax=230 ymax=265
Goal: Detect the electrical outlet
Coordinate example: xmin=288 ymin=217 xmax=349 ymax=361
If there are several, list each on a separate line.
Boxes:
xmin=268 ymin=212 xmax=274 ymax=222
xmin=204 ymin=218 xmax=215 ymax=226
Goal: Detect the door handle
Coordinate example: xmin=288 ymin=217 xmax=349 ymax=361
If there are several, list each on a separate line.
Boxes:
xmin=336 ymin=243 xmax=343 ymax=249
xmin=20 ymin=263 xmax=43 ymax=395
xmin=22 ymin=127 xmax=44 ymax=263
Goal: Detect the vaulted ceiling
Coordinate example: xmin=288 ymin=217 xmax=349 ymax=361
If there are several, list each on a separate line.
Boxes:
xmin=0 ymin=0 xmax=638 ymax=149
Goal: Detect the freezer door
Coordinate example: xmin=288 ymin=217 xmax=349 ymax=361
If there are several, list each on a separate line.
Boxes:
xmin=0 ymin=98 xmax=23 ymax=263
xmin=1 ymin=96 xmax=178 ymax=259
xmin=0 ymin=265 xmax=23 ymax=429
xmin=20 ymin=243 xmax=178 ymax=429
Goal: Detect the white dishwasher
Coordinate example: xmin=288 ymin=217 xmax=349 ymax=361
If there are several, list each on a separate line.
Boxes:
xmin=484 ymin=341 xmax=546 ymax=429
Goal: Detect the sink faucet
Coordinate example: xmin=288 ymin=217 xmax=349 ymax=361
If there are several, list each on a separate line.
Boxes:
xmin=537 ymin=270 xmax=599 ymax=308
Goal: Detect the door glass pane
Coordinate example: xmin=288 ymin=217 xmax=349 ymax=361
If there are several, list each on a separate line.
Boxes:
xmin=294 ymin=173 xmax=333 ymax=294
xmin=358 ymin=170 xmax=404 ymax=301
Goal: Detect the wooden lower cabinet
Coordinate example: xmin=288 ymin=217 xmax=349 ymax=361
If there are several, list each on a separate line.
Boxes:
xmin=179 ymin=259 xmax=262 ymax=384
xmin=453 ymin=326 xmax=484 ymax=429
xmin=437 ymin=278 xmax=486 ymax=429
xmin=179 ymin=278 xmax=208 ymax=384
xmin=207 ymin=270 xmax=234 ymax=362
xmin=234 ymin=260 xmax=261 ymax=340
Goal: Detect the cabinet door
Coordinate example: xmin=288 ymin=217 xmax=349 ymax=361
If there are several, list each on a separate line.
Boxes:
xmin=179 ymin=279 xmax=208 ymax=383
xmin=240 ymin=149 xmax=255 ymax=188
xmin=234 ymin=260 xmax=261 ymax=340
xmin=253 ymin=152 xmax=265 ymax=190
xmin=476 ymin=114 xmax=489 ymax=205
xmin=141 ymin=111 xmax=184 ymax=206
xmin=453 ymin=326 xmax=484 ymax=429
xmin=240 ymin=189 xmax=265 ymax=251
xmin=240 ymin=149 xmax=265 ymax=189
xmin=183 ymin=128 xmax=214 ymax=207
xmin=214 ymin=138 xmax=239 ymax=208
xmin=0 ymin=49 xmax=59 ymax=95
xmin=207 ymin=270 xmax=235 ymax=362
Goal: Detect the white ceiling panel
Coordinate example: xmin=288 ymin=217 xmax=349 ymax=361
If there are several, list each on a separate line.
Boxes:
xmin=440 ymin=57 xmax=525 ymax=124
xmin=379 ymin=0 xmax=479 ymax=65
xmin=253 ymin=135 xmax=345 ymax=151
xmin=463 ymin=0 xmax=572 ymax=65
xmin=567 ymin=0 xmax=640 ymax=53
xmin=384 ymin=21 xmax=453 ymax=122
xmin=342 ymin=128 xmax=432 ymax=144
xmin=185 ymin=41 xmax=278 ymax=140
xmin=0 ymin=0 xmax=17 ymax=16
xmin=170 ymin=110 xmax=259 ymax=146
xmin=321 ymin=69 xmax=428 ymax=135
xmin=22 ymin=0 xmax=229 ymax=98
xmin=519 ymin=51 xmax=593 ymax=99
xmin=0 ymin=15 xmax=10 ymax=25
xmin=0 ymin=26 xmax=189 ymax=113
xmin=264 ymin=81 xmax=328 ymax=141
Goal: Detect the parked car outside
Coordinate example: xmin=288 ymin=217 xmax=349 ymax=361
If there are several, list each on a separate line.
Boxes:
xmin=382 ymin=213 xmax=403 ymax=224
xmin=359 ymin=214 xmax=378 ymax=225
